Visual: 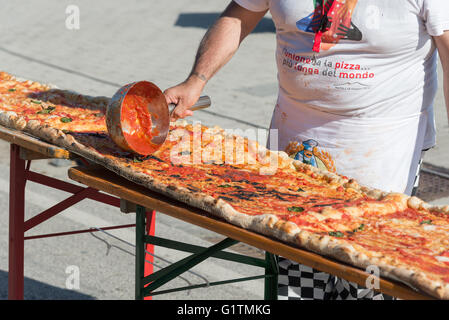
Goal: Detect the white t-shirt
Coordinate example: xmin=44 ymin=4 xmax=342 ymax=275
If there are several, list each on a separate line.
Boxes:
xmin=234 ymin=0 xmax=449 ymax=194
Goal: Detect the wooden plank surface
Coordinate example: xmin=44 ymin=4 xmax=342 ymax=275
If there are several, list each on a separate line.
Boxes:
xmin=0 ymin=125 xmax=74 ymax=159
xmin=68 ymin=165 xmax=435 ymax=300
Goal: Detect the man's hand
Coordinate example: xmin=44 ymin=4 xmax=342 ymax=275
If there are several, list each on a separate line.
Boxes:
xmin=164 ymin=75 xmax=206 ymax=119
xmin=164 ymin=1 xmax=267 ymax=120
xmin=434 ymin=30 xmax=449 ymax=124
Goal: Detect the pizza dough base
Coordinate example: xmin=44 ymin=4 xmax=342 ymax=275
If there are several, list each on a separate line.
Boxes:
xmin=0 ymin=74 xmax=448 ymax=299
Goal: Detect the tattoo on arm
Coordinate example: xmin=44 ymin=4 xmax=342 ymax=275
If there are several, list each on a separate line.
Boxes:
xmin=191 ymin=72 xmax=208 ymax=83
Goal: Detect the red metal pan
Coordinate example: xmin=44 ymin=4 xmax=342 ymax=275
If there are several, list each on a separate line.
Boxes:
xmin=106 ymin=81 xmax=210 ymax=155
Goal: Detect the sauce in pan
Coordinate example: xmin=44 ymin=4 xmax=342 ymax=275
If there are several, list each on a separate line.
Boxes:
xmin=120 ymin=83 xmax=160 ymax=155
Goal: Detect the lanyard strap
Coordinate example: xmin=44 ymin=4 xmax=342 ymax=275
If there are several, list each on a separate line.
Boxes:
xmin=312 ymin=0 xmax=337 ymax=53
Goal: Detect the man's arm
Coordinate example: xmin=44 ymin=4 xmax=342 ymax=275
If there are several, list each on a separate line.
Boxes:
xmin=434 ymin=30 xmax=449 ymax=124
xmin=164 ymin=1 xmax=268 ymax=119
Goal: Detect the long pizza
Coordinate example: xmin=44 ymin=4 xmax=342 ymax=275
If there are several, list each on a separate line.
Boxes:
xmin=1 ymin=71 xmax=449 ymax=299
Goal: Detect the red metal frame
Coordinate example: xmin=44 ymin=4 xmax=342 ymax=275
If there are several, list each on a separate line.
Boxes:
xmin=7 ymin=144 xmax=157 ymax=300
xmin=9 ymin=144 xmax=26 ymax=300
xmin=144 ymin=210 xmax=156 ymax=300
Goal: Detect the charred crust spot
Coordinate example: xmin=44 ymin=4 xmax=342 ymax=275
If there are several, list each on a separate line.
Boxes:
xmin=312 ymin=204 xmax=335 ymax=208
xmin=218 ymin=196 xmax=236 ymax=203
xmin=148 ymin=155 xmax=164 ymax=163
xmin=186 ymin=184 xmax=200 ymax=192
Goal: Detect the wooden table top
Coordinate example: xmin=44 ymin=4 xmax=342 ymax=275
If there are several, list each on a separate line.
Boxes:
xmin=68 ymin=165 xmax=435 ymax=300
xmin=0 ymin=125 xmax=74 ymax=160
xmin=0 ymin=124 xmax=435 ymax=300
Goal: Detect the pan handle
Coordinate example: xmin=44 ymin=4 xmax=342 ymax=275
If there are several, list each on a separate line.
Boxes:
xmin=191 ymin=95 xmax=211 ymax=111
xmin=169 ymin=95 xmax=211 ymax=116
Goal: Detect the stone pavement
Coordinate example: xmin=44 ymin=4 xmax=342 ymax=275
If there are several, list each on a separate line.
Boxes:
xmin=0 ymin=0 xmax=448 ymax=300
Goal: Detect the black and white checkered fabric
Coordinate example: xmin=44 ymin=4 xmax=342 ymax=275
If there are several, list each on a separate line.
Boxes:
xmin=277 ymin=258 xmax=334 ymax=300
xmin=277 ymin=258 xmax=395 ymax=300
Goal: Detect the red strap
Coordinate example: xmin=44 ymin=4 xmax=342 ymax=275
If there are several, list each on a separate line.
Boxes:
xmin=312 ymin=0 xmax=337 ymax=53
xmin=313 ymin=30 xmax=323 ymax=53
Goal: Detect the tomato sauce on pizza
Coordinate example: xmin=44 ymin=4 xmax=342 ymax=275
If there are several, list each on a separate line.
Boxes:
xmin=1 ymin=72 xmax=449 ymax=298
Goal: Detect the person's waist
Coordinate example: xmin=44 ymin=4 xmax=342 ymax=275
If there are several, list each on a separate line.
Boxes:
xmin=277 ymin=91 xmax=430 ymax=122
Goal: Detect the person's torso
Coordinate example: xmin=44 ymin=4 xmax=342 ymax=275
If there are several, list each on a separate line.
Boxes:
xmin=270 ymin=0 xmax=438 ymax=117
xmin=266 ymin=0 xmax=438 ymax=193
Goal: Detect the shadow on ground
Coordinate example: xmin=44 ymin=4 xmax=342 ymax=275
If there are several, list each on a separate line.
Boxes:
xmin=0 ymin=270 xmax=94 ymax=300
xmin=175 ymin=13 xmax=275 ymax=33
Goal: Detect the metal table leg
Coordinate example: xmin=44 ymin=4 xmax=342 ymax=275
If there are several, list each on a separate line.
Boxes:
xmin=7 ymin=145 xmax=126 ymax=300
xmin=264 ymin=252 xmax=278 ymax=300
xmin=144 ymin=210 xmax=156 ymax=300
xmin=135 ymin=205 xmax=146 ymax=300
xmin=134 ymin=204 xmax=279 ymax=300
xmin=8 ymin=144 xmax=26 ymax=300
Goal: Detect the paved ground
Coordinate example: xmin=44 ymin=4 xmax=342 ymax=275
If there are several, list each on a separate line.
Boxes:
xmin=0 ymin=0 xmax=448 ymax=300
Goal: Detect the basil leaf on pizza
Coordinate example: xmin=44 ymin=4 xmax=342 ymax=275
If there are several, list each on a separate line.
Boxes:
xmin=288 ymin=206 xmax=305 ymax=212
xmin=328 ymin=231 xmax=345 ymax=238
xmin=60 ymin=117 xmax=73 ymax=123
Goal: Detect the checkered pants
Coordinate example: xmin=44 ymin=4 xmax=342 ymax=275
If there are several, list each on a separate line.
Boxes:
xmin=277 ymin=258 xmax=395 ymax=300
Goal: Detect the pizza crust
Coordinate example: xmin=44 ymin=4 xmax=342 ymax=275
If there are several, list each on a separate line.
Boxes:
xmin=7 ymin=111 xmax=449 ymax=299
xmin=1 ymin=74 xmax=449 ymax=299
xmin=14 ymin=118 xmax=449 ymax=298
